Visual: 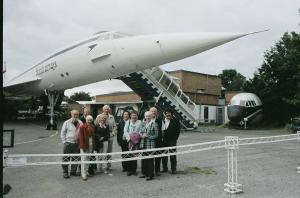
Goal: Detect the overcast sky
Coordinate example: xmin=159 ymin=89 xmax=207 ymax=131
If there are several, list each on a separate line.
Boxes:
xmin=3 ymin=0 xmax=299 ymax=96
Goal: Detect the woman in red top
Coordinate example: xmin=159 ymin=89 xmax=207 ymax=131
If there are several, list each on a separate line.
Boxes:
xmin=79 ymin=115 xmax=95 ymax=181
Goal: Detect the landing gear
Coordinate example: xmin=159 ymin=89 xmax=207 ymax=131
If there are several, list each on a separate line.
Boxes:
xmin=45 ymin=90 xmax=59 ymax=130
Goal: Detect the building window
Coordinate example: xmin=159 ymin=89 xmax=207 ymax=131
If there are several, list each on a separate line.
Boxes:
xmin=197 ymin=89 xmax=205 ymax=93
xmin=204 ymin=106 xmax=209 ymax=122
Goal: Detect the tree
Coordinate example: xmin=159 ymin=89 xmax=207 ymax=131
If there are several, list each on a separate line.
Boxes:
xmin=244 ymin=32 xmax=300 ymax=125
xmin=69 ymin=91 xmax=92 ymax=101
xmin=218 ymin=69 xmax=246 ymax=97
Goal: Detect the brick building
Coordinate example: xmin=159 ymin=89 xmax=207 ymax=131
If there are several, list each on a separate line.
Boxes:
xmin=77 ymin=91 xmax=142 ymax=119
xmin=95 ymin=91 xmax=141 ymax=103
xmin=93 ymin=70 xmax=222 ymax=106
xmin=168 ymin=70 xmax=221 ymax=105
xmin=77 ymin=70 xmax=224 ymax=124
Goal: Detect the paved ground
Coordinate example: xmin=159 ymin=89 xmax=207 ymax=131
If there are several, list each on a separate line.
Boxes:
xmin=3 ymin=120 xmax=300 ymax=198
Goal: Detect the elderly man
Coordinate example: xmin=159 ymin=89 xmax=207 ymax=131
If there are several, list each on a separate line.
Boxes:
xmin=149 ymin=107 xmax=163 ymax=176
xmin=61 ymin=110 xmax=83 ymax=179
xmin=80 ymin=107 xmax=91 ymax=124
xmin=95 ymin=105 xmax=117 ymax=171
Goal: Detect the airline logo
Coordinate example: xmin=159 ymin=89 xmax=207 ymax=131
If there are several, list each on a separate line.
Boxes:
xmin=36 ymin=61 xmax=57 ymax=75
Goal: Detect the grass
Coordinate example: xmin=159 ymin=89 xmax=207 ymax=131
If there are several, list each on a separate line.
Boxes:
xmin=184 ymin=166 xmax=218 ymax=175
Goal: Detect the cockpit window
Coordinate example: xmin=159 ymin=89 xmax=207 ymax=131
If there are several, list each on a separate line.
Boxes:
xmin=98 ymin=33 xmax=110 ymax=40
xmin=113 ymin=32 xmax=133 ymax=39
xmin=113 ymin=34 xmax=123 ymax=39
xmin=96 ymin=32 xmax=133 ymax=41
xmin=249 ymin=101 xmax=253 ymax=106
xmin=246 ymin=101 xmax=256 ymax=107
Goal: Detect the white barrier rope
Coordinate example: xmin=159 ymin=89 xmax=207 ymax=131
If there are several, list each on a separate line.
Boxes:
xmin=5 ymin=140 xmax=226 ymax=166
xmin=5 ymin=133 xmax=299 ymax=167
xmin=4 ymin=132 xmax=299 ymax=195
xmin=239 ymin=134 xmax=298 ymax=146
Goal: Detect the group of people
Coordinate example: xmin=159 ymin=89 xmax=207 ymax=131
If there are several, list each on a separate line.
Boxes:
xmin=60 ymin=105 xmax=181 ymax=181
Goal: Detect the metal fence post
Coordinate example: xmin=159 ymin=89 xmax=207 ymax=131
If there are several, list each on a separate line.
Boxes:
xmin=3 ymin=149 xmax=9 ymax=169
xmin=297 ymin=131 xmax=300 ymax=174
xmin=224 ymin=136 xmax=243 ymax=194
xmin=3 ymin=149 xmax=12 ymax=195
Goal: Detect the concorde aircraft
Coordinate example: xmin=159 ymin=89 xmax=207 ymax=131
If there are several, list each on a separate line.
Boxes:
xmin=4 ymin=30 xmax=267 ymax=129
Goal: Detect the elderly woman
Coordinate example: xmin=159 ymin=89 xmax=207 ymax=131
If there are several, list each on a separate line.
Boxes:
xmin=123 ymin=110 xmax=142 ymax=176
xmin=95 ymin=113 xmax=110 ymax=173
xmin=139 ymin=111 xmax=159 ymax=181
xmin=95 ymin=105 xmax=117 ymax=171
xmin=78 ymin=115 xmax=95 ymax=181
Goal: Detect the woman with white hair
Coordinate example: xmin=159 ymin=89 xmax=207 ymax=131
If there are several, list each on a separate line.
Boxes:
xmin=95 ymin=105 xmax=117 ymax=171
xmin=123 ymin=110 xmax=142 ymax=176
xmin=94 ymin=113 xmax=110 ymax=174
xmin=78 ymin=115 xmax=95 ymax=181
xmin=139 ymin=111 xmax=159 ymax=181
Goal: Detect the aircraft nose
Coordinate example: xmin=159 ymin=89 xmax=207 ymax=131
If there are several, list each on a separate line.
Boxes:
xmin=114 ymin=30 xmax=267 ymax=72
xmin=158 ymin=32 xmax=249 ymax=62
xmin=227 ymin=105 xmax=246 ymax=122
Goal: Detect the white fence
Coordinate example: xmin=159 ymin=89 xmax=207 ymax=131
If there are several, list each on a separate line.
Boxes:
xmin=3 ymin=132 xmax=300 ymax=195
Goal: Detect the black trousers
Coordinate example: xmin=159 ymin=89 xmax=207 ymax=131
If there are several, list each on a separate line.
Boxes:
xmin=62 ymin=142 xmax=79 ymax=173
xmin=88 ymin=157 xmax=96 ymax=173
xmin=127 ymin=142 xmax=137 ymax=173
xmin=141 ymin=151 xmax=154 ymax=178
xmin=162 ymin=141 xmax=177 ymax=171
xmin=154 ymin=141 xmax=163 ymax=173
xmin=127 ymin=153 xmax=137 ymax=174
xmin=120 ymin=143 xmax=130 ymax=171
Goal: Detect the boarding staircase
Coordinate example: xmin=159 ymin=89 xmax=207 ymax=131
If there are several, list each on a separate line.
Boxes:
xmin=119 ymin=67 xmax=198 ymax=129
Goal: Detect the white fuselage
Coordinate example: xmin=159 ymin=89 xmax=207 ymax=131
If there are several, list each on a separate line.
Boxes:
xmin=4 ymin=31 xmax=256 ymax=96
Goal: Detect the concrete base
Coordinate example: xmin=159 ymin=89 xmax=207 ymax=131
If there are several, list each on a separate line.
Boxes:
xmin=224 ymin=183 xmax=243 ymax=194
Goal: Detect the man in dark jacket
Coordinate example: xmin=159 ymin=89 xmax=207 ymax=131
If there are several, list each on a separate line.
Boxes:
xmin=161 ymin=109 xmax=181 ymax=174
xmin=117 ymin=111 xmax=130 ymax=172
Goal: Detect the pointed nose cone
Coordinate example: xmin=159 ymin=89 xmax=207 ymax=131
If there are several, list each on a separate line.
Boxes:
xmin=159 ymin=31 xmax=264 ymax=63
xmin=116 ymin=30 xmax=267 ymax=71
